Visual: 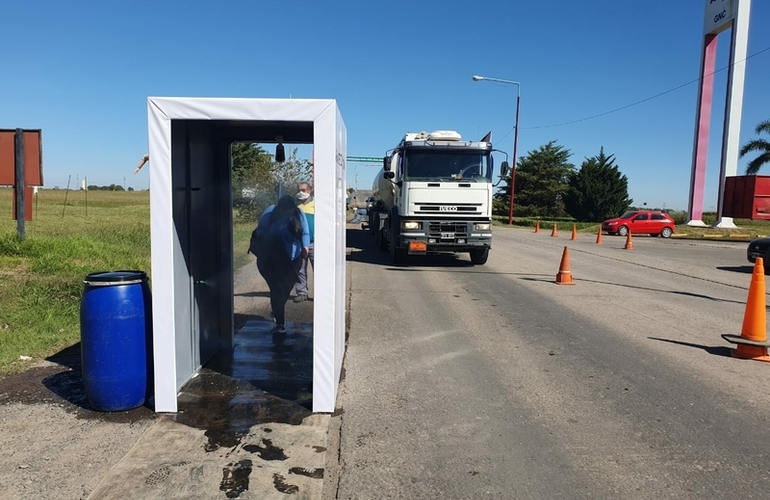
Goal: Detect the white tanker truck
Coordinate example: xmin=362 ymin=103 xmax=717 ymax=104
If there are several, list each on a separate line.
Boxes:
xmin=368 ymin=130 xmax=509 ymax=265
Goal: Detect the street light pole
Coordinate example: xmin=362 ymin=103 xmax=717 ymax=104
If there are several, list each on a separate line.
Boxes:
xmin=472 ymin=75 xmax=521 ymax=225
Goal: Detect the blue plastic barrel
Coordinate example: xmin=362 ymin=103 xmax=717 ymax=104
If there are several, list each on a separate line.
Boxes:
xmin=80 ymin=271 xmax=152 ymax=411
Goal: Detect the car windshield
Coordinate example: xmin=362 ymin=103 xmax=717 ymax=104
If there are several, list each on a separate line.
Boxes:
xmin=619 ymin=211 xmax=638 ymax=219
xmin=404 ymin=149 xmax=491 ymax=182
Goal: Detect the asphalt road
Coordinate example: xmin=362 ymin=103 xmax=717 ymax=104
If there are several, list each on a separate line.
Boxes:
xmin=331 ymin=226 xmax=770 ymax=499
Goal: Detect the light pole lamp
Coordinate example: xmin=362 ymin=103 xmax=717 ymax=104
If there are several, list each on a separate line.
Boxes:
xmin=472 ymin=75 xmax=521 ymax=225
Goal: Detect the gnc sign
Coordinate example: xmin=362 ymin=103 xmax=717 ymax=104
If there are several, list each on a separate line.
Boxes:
xmin=705 ymin=0 xmax=735 ymax=35
xmin=687 ymin=0 xmax=751 ymax=228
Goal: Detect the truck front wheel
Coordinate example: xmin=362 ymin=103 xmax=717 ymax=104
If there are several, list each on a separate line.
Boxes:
xmin=379 ymin=228 xmax=389 ymax=250
xmin=470 ymin=248 xmax=489 ymax=265
xmin=374 ymin=214 xmax=388 ymax=250
xmin=389 ymin=234 xmax=407 ymax=265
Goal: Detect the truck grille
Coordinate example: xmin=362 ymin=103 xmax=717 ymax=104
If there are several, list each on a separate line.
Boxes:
xmin=428 ymin=222 xmax=469 ymax=237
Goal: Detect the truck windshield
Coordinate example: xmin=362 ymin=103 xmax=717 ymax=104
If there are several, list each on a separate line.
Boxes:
xmin=404 ymin=150 xmax=491 ymax=182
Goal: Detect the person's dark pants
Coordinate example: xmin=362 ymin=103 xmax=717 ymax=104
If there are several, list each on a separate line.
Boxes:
xmin=257 ymin=254 xmax=301 ymax=326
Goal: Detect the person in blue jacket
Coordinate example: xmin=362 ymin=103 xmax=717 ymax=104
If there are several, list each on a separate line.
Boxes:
xmin=255 ymin=195 xmax=310 ymax=333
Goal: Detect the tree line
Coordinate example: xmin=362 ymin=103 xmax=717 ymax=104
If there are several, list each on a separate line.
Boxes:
xmin=494 ymin=118 xmax=770 ymax=222
xmin=231 ymin=143 xmax=313 ymax=222
xmin=495 ymin=141 xmax=632 ymax=222
xmin=86 ymin=184 xmax=135 ymax=191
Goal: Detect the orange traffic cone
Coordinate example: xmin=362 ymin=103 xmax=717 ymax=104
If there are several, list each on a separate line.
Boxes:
xmin=570 ymin=224 xmax=577 ymax=241
xmin=551 ymin=224 xmax=558 ymax=238
xmin=624 ymin=231 xmax=634 ymax=250
xmin=534 ymin=220 xmax=540 ymax=233
xmin=555 ymin=246 xmax=575 ymax=285
xmin=722 ymin=257 xmax=770 ymax=362
xmin=596 ymin=226 xmax=603 ymax=245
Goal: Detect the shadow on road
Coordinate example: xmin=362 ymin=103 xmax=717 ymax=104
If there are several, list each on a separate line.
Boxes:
xmin=35 ymin=343 xmax=156 ymax=420
xmin=560 ymin=277 xmax=747 ymax=306
xmin=346 ymin=225 xmax=529 ymax=274
xmin=717 ymin=265 xmax=757 ymax=275
xmin=346 ymin=225 xmax=377 ymax=252
xmin=648 ymin=337 xmax=733 ymax=358
xmin=346 ymin=226 xmax=472 ymax=268
xmin=41 ymin=343 xmax=91 ymax=409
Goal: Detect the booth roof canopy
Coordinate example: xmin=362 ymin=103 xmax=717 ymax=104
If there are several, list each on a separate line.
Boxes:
xmin=176 ymin=120 xmax=313 ymax=144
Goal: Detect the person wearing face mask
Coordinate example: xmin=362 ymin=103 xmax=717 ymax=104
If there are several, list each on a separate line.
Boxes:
xmin=294 ymin=181 xmax=315 ymax=302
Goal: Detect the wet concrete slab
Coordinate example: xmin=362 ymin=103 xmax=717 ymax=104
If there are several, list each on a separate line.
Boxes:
xmin=87 ymin=320 xmax=327 ymax=500
xmin=207 ymin=321 xmax=314 ymax=410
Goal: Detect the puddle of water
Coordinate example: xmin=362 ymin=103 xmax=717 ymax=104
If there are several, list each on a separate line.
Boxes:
xmin=242 ymin=438 xmax=288 ymax=461
xmin=220 ymin=459 xmax=252 ymax=498
xmin=173 ymin=370 xmax=310 ymax=452
xmin=172 ymin=320 xmax=314 ymax=452
xmin=289 ymin=467 xmax=324 ymax=479
xmin=272 ymin=473 xmax=299 ymax=494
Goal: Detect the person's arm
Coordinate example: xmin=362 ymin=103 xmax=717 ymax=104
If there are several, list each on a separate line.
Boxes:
xmin=299 ymin=210 xmax=311 ymax=248
xmin=256 ymin=206 xmax=274 ymax=236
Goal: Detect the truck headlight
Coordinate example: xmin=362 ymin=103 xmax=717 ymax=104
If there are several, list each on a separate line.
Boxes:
xmin=474 ymin=223 xmax=491 ymax=231
xmin=402 ymin=221 xmax=420 ymax=230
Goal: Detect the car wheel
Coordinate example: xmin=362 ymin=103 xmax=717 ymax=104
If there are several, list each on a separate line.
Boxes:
xmin=618 ymin=226 xmax=629 ymax=237
xmin=661 ymin=227 xmax=673 ymax=238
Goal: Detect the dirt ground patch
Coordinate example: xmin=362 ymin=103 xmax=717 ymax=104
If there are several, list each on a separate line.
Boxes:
xmin=0 ymin=358 xmax=157 ymax=500
xmin=0 ymin=259 xmax=317 ymax=500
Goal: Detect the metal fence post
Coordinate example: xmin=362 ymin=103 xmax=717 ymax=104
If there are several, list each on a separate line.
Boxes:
xmin=15 ymin=128 xmax=25 ymax=239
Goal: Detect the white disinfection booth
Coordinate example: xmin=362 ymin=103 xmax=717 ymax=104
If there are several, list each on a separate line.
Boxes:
xmin=146 ymin=97 xmax=347 ymax=413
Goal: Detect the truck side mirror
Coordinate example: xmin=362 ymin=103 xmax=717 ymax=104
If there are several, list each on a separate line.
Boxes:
xmin=500 ymin=161 xmax=510 ymax=178
xmin=384 ymin=157 xmax=392 ymax=171
xmin=384 ymin=171 xmax=395 ymax=180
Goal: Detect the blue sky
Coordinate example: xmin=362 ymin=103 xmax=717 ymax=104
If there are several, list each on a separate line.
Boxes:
xmin=2 ymin=0 xmax=768 ymax=211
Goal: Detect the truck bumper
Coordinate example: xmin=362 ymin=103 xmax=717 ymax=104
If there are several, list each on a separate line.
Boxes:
xmin=399 ymin=221 xmax=492 ymax=254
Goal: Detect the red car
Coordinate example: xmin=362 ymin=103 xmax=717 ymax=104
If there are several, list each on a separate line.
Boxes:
xmin=601 ymin=210 xmax=676 ymax=238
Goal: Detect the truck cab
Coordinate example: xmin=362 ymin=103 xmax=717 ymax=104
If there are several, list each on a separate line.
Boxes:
xmin=370 ymin=130 xmax=503 ymax=266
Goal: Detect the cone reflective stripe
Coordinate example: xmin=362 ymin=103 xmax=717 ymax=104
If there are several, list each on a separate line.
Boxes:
xmin=555 ymin=246 xmax=575 ymax=285
xmin=570 ymin=224 xmax=577 ymax=241
xmin=624 ymin=232 xmax=634 ymax=250
xmin=551 ymin=224 xmax=558 ymax=237
xmin=722 ymin=257 xmax=770 ymax=362
xmin=534 ymin=220 xmax=540 ymax=233
xmin=596 ymin=226 xmax=603 ymax=245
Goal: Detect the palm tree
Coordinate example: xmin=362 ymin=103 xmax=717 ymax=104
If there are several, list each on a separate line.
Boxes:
xmin=740 ymin=119 xmax=770 ymax=175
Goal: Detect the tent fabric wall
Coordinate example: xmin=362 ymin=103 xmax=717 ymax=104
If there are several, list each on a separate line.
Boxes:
xmin=147 ymin=97 xmax=346 ymax=413
xmin=311 ymin=104 xmax=347 ymax=409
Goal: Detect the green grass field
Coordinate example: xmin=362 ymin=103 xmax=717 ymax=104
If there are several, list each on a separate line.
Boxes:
xmin=0 ymin=187 xmax=253 ymax=374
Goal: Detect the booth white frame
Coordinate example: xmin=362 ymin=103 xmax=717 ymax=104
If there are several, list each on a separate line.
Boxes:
xmin=147 ymin=97 xmax=346 ymax=413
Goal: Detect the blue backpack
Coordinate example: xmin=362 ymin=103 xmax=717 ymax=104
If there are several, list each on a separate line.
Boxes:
xmin=249 ymin=207 xmax=302 ymax=259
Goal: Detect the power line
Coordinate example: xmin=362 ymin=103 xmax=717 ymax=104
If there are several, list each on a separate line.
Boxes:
xmin=493 ymin=44 xmax=770 ymax=143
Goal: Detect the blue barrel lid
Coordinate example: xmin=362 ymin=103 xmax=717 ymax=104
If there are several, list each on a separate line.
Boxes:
xmin=84 ymin=270 xmax=147 ymax=284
